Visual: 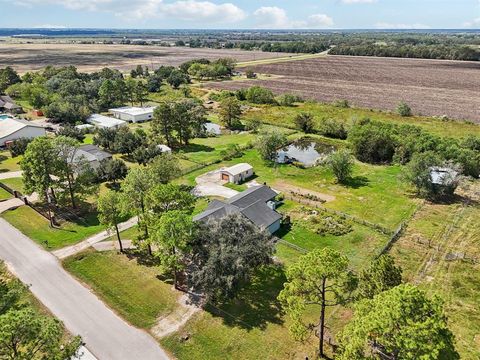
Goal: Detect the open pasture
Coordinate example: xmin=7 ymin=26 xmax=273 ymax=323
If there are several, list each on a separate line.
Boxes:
xmin=209 ymin=55 xmax=480 ymax=123
xmin=0 ymin=43 xmax=292 ymax=73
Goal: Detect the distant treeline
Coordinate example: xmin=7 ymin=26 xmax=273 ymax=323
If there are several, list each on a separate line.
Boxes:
xmin=329 ymin=44 xmax=480 ymax=61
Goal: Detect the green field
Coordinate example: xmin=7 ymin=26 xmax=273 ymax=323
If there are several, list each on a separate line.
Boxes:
xmin=0 ymin=187 xmax=12 ymax=201
xmin=1 ymin=206 xmax=105 ymax=250
xmin=63 ymin=250 xmax=178 ymax=329
xmin=0 ymin=151 xmax=22 ymax=172
xmin=0 ymin=177 xmax=25 ymax=193
xmin=391 ymin=189 xmax=480 ymax=359
xmin=242 ymin=103 xmax=480 ymax=139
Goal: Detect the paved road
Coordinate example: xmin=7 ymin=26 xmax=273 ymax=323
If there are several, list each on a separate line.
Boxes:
xmin=0 ymin=218 xmax=169 ymax=360
xmin=52 ymin=216 xmax=138 ymax=259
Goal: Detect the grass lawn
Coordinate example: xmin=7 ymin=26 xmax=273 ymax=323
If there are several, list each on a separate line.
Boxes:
xmin=82 ymin=133 xmax=94 ymax=145
xmin=0 ymin=151 xmax=22 ymax=172
xmin=179 ymin=149 xmax=417 ymax=230
xmin=1 ymin=206 xmax=105 ymax=250
xmin=179 ymin=133 xmax=256 ymax=165
xmin=0 ymin=177 xmax=25 ymax=193
xmin=63 ymin=250 xmax=178 ymax=329
xmin=243 ymin=103 xmax=480 ymax=139
xmin=0 ymin=187 xmax=12 ymax=201
xmin=391 ymin=191 xmax=480 ymax=359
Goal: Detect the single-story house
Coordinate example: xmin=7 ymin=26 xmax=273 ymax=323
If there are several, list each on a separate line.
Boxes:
xmin=220 ymin=163 xmax=254 ymax=184
xmin=0 ymin=95 xmax=23 ymax=114
xmin=71 ymin=144 xmax=112 ymax=170
xmin=0 ymin=117 xmax=46 ymax=147
xmin=193 ymin=185 xmax=282 ymax=234
xmin=87 ymin=114 xmax=127 ymax=129
xmin=109 ymin=106 xmax=156 ymax=123
xmin=157 ymin=144 xmax=172 ymax=153
xmin=203 ymin=122 xmax=221 ymax=135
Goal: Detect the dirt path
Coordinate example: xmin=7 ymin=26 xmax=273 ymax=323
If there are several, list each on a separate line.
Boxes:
xmin=274 ymin=181 xmax=336 ymax=202
xmin=151 ymin=293 xmax=201 ymax=338
xmin=52 ymin=216 xmax=138 ymax=259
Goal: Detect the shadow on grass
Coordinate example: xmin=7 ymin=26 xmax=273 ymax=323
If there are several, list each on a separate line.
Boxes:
xmin=342 ymin=175 xmax=369 ymax=189
xmin=206 ymin=265 xmax=286 ymax=331
xmin=123 ymin=248 xmax=161 ymax=268
xmin=182 ymin=143 xmax=215 ymax=153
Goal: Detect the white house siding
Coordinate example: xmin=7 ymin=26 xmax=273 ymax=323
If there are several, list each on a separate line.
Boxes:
xmin=0 ymin=127 xmax=46 ymax=146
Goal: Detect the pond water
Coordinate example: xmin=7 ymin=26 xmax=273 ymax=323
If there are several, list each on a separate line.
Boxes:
xmin=277 ymin=139 xmax=336 ymax=166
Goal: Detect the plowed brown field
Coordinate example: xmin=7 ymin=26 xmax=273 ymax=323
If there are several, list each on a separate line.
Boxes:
xmin=209 ymin=55 xmax=480 ymax=123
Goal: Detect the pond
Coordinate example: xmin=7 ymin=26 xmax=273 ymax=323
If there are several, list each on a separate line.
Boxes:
xmin=276 ymin=138 xmax=336 ymax=166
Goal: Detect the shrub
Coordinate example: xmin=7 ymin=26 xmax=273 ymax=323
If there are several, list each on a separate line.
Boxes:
xmin=396 ymin=101 xmax=412 ymax=117
xmin=245 ymin=86 xmax=276 ymax=104
xmin=348 ymin=122 xmax=396 ymax=163
xmin=294 ymin=112 xmax=315 ymax=133
xmin=277 ymin=93 xmax=302 ymax=106
xmin=256 ymin=131 xmax=288 ymax=162
xmin=318 ymin=118 xmax=348 ymax=139
xmin=245 ymin=118 xmax=262 ymax=133
xmin=9 ymin=138 xmax=32 ymax=157
xmin=327 ymin=149 xmax=354 ymax=184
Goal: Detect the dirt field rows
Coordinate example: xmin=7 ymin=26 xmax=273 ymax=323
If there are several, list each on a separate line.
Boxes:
xmin=209 ymin=55 xmax=480 ymax=123
xmin=0 ymin=43 xmax=292 ymax=73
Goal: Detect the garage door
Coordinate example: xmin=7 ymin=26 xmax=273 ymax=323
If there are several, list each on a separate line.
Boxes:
xmin=221 ymin=173 xmax=229 ymax=181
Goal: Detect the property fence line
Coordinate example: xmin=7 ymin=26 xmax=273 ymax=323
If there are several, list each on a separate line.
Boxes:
xmin=283 ymin=193 xmax=392 ymax=235
xmin=276 ymin=238 xmax=308 ymax=254
xmin=0 ymin=181 xmax=52 ymax=220
xmin=377 ymin=200 xmax=425 ymax=257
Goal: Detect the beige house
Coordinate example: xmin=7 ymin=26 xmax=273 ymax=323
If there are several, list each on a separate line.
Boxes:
xmin=220 ymin=163 xmax=254 ymax=184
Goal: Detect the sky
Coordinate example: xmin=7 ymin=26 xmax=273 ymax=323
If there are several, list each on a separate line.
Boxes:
xmin=0 ymin=0 xmax=479 ymax=30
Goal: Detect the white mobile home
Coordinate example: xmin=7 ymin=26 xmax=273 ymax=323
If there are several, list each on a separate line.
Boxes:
xmin=87 ymin=114 xmax=127 ymax=129
xmin=109 ymin=106 xmax=156 ymax=123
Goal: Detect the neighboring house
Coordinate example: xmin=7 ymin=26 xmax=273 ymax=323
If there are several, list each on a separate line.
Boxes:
xmin=203 ymin=122 xmax=221 ymax=135
xmin=87 ymin=114 xmax=127 ymax=129
xmin=220 ymin=163 xmax=254 ymax=184
xmin=193 ymin=185 xmax=282 ymax=234
xmin=109 ymin=106 xmax=156 ymax=123
xmin=0 ymin=95 xmax=23 ymax=114
xmin=157 ymin=144 xmax=172 ymax=153
xmin=0 ymin=117 xmax=46 ymax=147
xmin=72 ymin=144 xmax=112 ymax=170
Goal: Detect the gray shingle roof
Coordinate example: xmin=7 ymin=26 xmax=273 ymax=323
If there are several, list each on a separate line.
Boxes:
xmin=77 ymin=144 xmax=112 ymax=162
xmin=227 ymin=185 xmax=277 ymax=208
xmin=194 ymin=185 xmax=281 ymax=230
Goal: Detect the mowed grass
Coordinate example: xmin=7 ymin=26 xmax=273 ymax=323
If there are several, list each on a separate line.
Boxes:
xmin=180 ymin=149 xmax=417 ymax=230
xmin=1 ymin=206 xmax=105 ymax=250
xmin=0 ymin=151 xmax=22 ymax=172
xmin=0 ymin=177 xmax=25 ymax=193
xmin=0 ymin=187 xmax=12 ymax=201
xmin=63 ymin=250 xmax=178 ymax=329
xmin=179 ymin=133 xmax=255 ymax=165
xmin=243 ymin=102 xmax=480 ymax=139
xmin=391 ymin=186 xmax=480 ymax=359
xmin=161 ymin=265 xmax=319 ymax=360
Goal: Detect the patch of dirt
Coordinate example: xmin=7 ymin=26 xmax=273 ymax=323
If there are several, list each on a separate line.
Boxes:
xmin=274 ymin=180 xmax=336 ymax=202
xmin=151 ymin=294 xmax=200 ymax=338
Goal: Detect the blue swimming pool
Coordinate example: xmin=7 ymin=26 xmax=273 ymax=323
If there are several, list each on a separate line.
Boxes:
xmin=0 ymin=114 xmax=10 ymax=120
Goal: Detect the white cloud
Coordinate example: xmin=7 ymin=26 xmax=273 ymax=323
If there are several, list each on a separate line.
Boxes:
xmin=11 ymin=0 xmax=245 ymax=22
xmin=253 ymin=6 xmax=333 ymax=29
xmin=162 ymin=0 xmax=245 ymax=22
xmin=375 ymin=22 xmax=431 ymax=29
xmin=463 ymin=18 xmax=480 ymax=28
xmin=341 ymin=0 xmax=377 ymax=3
xmin=253 ymin=6 xmax=290 ymax=28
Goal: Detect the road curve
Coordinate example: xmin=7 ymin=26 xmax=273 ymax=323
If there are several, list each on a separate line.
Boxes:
xmin=0 ymin=218 xmax=169 ymax=360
